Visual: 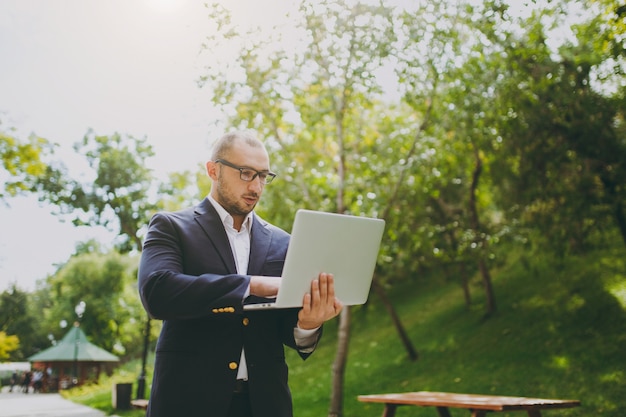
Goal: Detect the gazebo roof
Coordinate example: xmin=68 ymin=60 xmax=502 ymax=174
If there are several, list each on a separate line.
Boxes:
xmin=28 ymin=325 xmax=119 ymax=363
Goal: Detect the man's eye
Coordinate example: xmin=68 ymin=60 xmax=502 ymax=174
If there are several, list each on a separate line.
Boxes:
xmin=241 ymin=170 xmax=256 ymax=178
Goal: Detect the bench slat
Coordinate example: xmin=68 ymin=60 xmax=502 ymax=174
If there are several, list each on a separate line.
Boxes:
xmin=358 ymin=391 xmax=581 ymax=411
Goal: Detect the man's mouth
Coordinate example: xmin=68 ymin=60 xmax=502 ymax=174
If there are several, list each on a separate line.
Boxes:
xmin=243 ymin=195 xmax=258 ymax=205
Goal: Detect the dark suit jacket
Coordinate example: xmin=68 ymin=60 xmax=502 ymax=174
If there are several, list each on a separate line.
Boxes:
xmin=138 ymin=198 xmax=318 ymax=417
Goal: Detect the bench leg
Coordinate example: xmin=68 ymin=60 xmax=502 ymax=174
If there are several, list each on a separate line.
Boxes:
xmin=381 ymin=404 xmax=397 ymax=417
xmin=527 ymin=411 xmax=542 ymax=417
xmin=436 ymin=406 xmax=452 ymax=417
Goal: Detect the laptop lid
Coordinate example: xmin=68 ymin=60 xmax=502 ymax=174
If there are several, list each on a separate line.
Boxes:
xmin=244 ymin=209 xmax=385 ymax=310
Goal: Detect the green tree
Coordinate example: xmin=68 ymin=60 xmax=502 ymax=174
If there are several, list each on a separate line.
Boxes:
xmin=0 ymin=120 xmax=52 ymax=202
xmin=38 ymin=250 xmax=144 ymax=356
xmin=200 ymin=1 xmax=419 ymax=415
xmin=396 ymin=0 xmax=507 ymax=315
xmin=480 ymin=0 xmax=626 ymax=254
xmin=156 ymin=165 xmax=211 ymax=212
xmin=0 ymin=285 xmax=48 ymax=360
xmin=33 ymin=130 xmax=157 ymax=253
xmin=0 ymin=331 xmax=19 ymax=361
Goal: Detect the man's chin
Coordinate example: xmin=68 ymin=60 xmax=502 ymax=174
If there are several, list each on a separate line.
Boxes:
xmin=238 ymin=202 xmax=256 ymax=214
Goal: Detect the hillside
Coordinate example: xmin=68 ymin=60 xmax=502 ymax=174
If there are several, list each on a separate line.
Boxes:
xmin=286 ymin=244 xmax=626 ymax=417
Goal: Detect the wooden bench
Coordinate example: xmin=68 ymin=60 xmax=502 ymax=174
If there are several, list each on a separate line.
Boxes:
xmin=131 ymin=399 xmax=149 ymax=410
xmin=358 ymin=391 xmax=581 ymax=417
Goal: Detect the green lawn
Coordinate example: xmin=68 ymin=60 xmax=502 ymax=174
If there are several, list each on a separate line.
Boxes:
xmin=67 ymin=243 xmax=626 ymax=416
xmin=61 ymin=364 xmax=149 ymax=417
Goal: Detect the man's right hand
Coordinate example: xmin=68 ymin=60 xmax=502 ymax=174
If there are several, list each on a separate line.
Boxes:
xmin=250 ymin=276 xmax=282 ymax=298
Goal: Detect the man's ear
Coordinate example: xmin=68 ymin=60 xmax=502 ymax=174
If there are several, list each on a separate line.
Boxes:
xmin=206 ymin=160 xmax=218 ymax=180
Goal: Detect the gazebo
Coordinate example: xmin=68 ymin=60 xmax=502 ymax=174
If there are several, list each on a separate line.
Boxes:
xmin=28 ymin=324 xmax=119 ymax=390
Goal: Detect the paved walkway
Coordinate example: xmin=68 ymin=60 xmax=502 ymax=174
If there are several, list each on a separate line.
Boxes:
xmin=0 ymin=387 xmax=117 ymax=417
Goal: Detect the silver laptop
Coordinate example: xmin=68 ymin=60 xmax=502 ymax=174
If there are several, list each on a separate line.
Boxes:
xmin=244 ymin=209 xmax=385 ymax=310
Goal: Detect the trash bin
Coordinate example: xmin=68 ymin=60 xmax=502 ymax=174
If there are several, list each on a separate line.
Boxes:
xmin=112 ymin=383 xmax=132 ymax=410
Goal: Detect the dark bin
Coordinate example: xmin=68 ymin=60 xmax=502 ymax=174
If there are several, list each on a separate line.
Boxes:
xmin=112 ymin=383 xmax=133 ymax=410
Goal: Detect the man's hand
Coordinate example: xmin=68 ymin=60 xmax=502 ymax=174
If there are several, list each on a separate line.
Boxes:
xmin=298 ymin=273 xmax=343 ymax=330
xmin=250 ymin=276 xmax=281 ymax=298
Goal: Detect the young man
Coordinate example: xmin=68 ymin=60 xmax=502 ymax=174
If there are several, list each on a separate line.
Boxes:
xmin=138 ymin=130 xmax=342 ymax=417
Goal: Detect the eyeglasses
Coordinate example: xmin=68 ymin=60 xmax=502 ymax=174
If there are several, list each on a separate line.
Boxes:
xmin=215 ymin=159 xmax=277 ymax=184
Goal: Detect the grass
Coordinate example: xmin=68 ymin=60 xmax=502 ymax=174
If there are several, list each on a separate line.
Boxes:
xmin=66 ymin=242 xmax=626 ymax=416
xmin=61 ymin=361 xmax=149 ymax=417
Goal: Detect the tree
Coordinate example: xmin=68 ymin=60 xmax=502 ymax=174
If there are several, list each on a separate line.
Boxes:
xmin=156 ymin=166 xmax=211 ymax=212
xmin=33 ymin=130 xmax=157 ymax=253
xmin=199 ymin=1 xmax=420 ymax=415
xmin=480 ymin=0 xmax=626 ymax=254
xmin=0 ymin=120 xmax=52 ymax=203
xmin=392 ymin=0 xmax=505 ymax=315
xmin=0 ymin=285 xmax=48 ymax=360
xmin=0 ymin=331 xmax=19 ymax=361
xmin=37 ymin=250 xmax=145 ymax=356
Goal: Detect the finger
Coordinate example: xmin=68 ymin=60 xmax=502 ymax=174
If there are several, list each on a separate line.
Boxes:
xmin=319 ymin=273 xmax=329 ymax=302
xmin=301 ymin=292 xmax=311 ymax=314
xmin=326 ymin=273 xmax=335 ymax=302
xmin=310 ymin=279 xmax=320 ymax=307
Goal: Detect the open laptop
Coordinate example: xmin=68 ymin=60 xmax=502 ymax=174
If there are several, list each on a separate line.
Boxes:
xmin=244 ymin=209 xmax=385 ymax=310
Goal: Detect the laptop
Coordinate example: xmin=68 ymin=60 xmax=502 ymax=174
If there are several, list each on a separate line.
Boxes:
xmin=244 ymin=209 xmax=385 ymax=310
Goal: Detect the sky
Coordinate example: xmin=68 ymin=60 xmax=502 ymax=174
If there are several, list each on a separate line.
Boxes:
xmin=0 ymin=0 xmax=571 ymax=292
xmin=0 ymin=0 xmax=299 ymax=292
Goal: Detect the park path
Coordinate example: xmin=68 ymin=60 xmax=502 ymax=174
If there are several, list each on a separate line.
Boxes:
xmin=0 ymin=386 xmax=117 ymax=417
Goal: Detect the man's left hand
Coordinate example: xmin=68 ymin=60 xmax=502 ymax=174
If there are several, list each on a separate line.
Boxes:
xmin=297 ymin=273 xmax=343 ymax=330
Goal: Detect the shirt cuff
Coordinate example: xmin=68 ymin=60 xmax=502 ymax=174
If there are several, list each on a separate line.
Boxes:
xmin=294 ymin=326 xmax=321 ymax=353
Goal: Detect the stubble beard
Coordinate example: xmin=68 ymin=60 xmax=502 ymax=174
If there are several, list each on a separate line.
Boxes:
xmin=215 ymin=180 xmax=258 ymax=217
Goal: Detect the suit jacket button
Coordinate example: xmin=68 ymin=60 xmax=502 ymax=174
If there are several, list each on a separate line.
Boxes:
xmin=243 ymin=318 xmax=249 ymax=326
xmin=229 ymin=362 xmax=238 ymax=370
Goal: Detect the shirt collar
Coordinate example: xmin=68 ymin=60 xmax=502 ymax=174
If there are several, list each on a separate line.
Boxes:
xmin=207 ymin=194 xmax=253 ymax=231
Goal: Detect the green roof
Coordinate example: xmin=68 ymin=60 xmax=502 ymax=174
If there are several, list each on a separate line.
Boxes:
xmin=28 ymin=325 xmax=119 ymax=363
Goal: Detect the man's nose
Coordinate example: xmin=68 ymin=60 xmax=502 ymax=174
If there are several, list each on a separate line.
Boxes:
xmin=248 ymin=175 xmax=264 ymax=192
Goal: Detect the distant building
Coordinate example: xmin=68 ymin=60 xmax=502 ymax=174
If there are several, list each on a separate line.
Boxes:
xmin=28 ymin=324 xmax=119 ymax=390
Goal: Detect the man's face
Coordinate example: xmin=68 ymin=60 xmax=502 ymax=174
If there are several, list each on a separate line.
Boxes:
xmin=209 ymin=141 xmax=271 ymax=219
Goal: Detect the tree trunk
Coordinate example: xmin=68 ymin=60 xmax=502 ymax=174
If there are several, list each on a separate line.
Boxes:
xmin=430 ymin=197 xmax=473 ymax=308
xmin=614 ymin=200 xmax=626 ymax=248
xmin=600 ymin=176 xmax=626 ymax=249
xmin=477 ymin=257 xmax=496 ymax=316
xmin=469 ymin=145 xmax=497 ymax=316
xmin=459 ymin=262 xmax=472 ymax=309
xmin=328 ymin=307 xmax=350 ymax=417
xmin=366 ymin=106 xmax=436 ymax=362
xmin=136 ymin=315 xmax=150 ymax=399
xmin=372 ymin=280 xmax=418 ymax=361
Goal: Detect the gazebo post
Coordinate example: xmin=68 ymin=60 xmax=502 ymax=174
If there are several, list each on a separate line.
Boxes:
xmin=73 ymin=301 xmax=86 ymax=387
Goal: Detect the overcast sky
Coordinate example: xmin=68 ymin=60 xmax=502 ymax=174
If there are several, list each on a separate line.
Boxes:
xmin=0 ymin=0 xmax=299 ymax=291
xmin=0 ymin=0 xmax=563 ymax=292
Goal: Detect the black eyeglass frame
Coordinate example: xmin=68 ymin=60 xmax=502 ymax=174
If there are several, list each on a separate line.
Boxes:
xmin=214 ymin=159 xmax=277 ymax=184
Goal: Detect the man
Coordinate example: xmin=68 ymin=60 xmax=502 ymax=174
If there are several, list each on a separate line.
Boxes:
xmin=9 ymin=370 xmax=17 ymax=392
xmin=138 ymin=130 xmax=342 ymax=417
xmin=32 ymin=368 xmax=43 ymax=393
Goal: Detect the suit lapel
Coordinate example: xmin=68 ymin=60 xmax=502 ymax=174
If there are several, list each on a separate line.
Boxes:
xmin=248 ymin=216 xmax=271 ymax=275
xmin=193 ymin=198 xmax=237 ymax=273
